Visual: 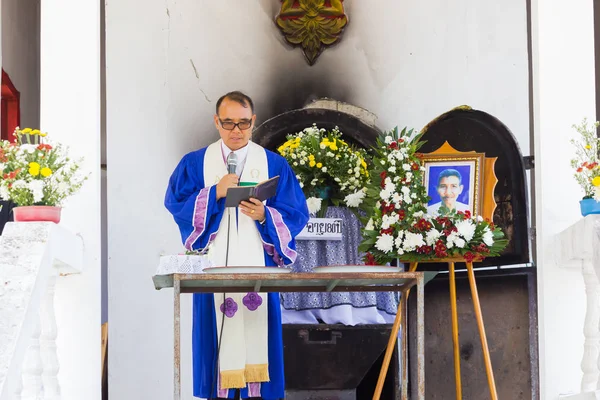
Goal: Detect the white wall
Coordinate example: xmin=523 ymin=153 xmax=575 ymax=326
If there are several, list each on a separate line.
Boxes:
xmin=106 ymin=1 xmax=530 ymax=398
xmin=40 ymin=1 xmax=101 ymax=400
xmin=531 ymin=0 xmax=596 ymax=398
xmin=2 ymin=0 xmax=40 ymax=129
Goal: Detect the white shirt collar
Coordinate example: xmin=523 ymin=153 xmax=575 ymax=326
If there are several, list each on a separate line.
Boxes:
xmin=221 ymin=140 xmax=249 ymax=176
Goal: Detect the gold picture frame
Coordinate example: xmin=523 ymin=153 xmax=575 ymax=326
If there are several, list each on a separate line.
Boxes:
xmin=420 ymin=142 xmax=498 ymax=220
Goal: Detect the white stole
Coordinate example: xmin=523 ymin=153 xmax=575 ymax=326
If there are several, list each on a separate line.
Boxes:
xmin=204 ymin=140 xmax=270 ymax=389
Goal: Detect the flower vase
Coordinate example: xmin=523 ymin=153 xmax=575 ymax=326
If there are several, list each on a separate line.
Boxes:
xmin=580 ymin=198 xmax=600 ymax=217
xmin=13 ymin=206 xmax=61 ymax=223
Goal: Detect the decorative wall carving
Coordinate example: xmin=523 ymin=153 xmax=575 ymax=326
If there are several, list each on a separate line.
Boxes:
xmin=275 ymin=0 xmax=348 ymax=65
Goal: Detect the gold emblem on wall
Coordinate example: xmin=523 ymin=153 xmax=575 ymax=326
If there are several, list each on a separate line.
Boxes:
xmin=275 ymin=0 xmax=348 ymax=66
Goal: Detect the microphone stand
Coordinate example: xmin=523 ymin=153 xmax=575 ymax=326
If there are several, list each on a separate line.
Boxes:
xmin=212 ymin=159 xmax=237 ymax=398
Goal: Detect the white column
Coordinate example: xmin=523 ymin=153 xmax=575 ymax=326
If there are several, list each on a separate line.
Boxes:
xmin=40 ymin=276 xmax=60 ymax=400
xmin=40 ymin=0 xmax=101 ymax=399
xmin=531 ymin=0 xmax=597 ymax=398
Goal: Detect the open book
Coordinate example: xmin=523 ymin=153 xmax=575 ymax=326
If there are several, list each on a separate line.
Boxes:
xmin=224 ymin=175 xmax=280 ymax=208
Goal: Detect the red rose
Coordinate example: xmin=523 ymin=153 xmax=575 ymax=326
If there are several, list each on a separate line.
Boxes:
xmin=365 ymin=253 xmax=376 ymax=265
xmin=464 ymin=252 xmax=476 ymax=262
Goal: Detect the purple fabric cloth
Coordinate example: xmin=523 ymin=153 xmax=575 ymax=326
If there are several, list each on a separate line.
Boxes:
xmin=266 ymin=206 xmax=297 ymax=264
xmin=184 ymin=186 xmax=211 ymax=250
xmin=280 ymin=207 xmax=399 ymax=316
xmin=248 ymin=383 xmax=261 ymax=397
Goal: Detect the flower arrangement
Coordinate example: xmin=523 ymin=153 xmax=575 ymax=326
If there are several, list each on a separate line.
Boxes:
xmin=0 ymin=127 xmax=87 ymax=207
xmin=570 ymin=118 xmax=600 ymax=200
xmin=278 ymin=124 xmax=370 ymax=216
xmin=358 ymin=127 xmax=508 ymax=265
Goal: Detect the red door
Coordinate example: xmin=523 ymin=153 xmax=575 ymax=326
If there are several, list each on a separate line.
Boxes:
xmin=1 ymin=70 xmax=20 ymax=142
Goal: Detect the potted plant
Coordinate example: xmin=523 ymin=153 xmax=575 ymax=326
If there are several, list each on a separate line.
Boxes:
xmin=278 ymin=124 xmax=370 ymax=217
xmin=570 ymin=118 xmax=600 ymax=216
xmin=0 ymin=127 xmax=87 ymax=223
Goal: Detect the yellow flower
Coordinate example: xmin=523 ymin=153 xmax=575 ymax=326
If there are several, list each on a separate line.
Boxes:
xmin=360 ymin=159 xmax=367 ymax=169
xmin=316 ymin=162 xmax=322 ymax=168
xmin=586 ymin=144 xmax=592 ymax=149
xmin=309 ymin=160 xmax=316 ymax=167
xmin=29 ymin=166 xmax=40 ymax=176
xmin=22 ymin=128 xmax=32 ymax=134
xmin=29 ymin=162 xmax=40 ymax=169
xmin=40 ymin=167 xmax=52 ymax=177
xmin=308 ymin=154 xmax=315 ymax=161
xmin=593 ymin=176 xmax=600 ymax=187
xmin=39 ymin=132 xmax=47 ymax=137
xmin=31 ymin=129 xmax=41 ymax=135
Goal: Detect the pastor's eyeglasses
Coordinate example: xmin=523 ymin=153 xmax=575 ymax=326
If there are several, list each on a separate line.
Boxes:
xmin=219 ymin=119 xmax=252 ymax=131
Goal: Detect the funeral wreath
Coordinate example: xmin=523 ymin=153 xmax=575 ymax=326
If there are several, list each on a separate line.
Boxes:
xmin=358 ymin=127 xmax=508 ymax=265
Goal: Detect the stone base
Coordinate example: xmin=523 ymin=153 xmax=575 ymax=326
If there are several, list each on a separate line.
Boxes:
xmin=560 ymin=390 xmax=600 ymax=399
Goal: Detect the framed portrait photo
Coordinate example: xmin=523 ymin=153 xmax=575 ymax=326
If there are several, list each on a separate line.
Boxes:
xmin=421 ymin=151 xmax=485 ymax=217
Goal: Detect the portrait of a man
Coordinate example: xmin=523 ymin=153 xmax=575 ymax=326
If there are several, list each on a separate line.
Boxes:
xmin=426 ymin=164 xmax=474 ymax=217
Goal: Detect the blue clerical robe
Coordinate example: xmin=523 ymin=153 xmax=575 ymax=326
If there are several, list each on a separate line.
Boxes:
xmin=165 ymin=145 xmax=309 ymax=399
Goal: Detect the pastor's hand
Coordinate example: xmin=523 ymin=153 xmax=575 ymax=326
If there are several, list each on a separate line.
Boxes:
xmin=240 ymin=198 xmax=265 ymax=221
xmin=216 ymin=174 xmax=239 ymax=200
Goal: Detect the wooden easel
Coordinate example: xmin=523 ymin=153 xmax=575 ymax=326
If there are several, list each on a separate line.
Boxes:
xmin=373 ymin=257 xmax=498 ymax=400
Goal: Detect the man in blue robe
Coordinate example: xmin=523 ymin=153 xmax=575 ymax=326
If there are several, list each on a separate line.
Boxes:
xmin=165 ymin=91 xmax=309 ymax=400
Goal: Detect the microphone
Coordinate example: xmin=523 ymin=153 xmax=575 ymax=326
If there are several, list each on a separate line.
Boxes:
xmin=227 ymin=152 xmax=237 ymax=175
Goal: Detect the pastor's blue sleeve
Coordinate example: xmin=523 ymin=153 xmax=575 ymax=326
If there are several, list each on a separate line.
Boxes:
xmin=164 ymin=150 xmax=226 ymax=251
xmin=257 ymin=152 xmax=309 ymax=266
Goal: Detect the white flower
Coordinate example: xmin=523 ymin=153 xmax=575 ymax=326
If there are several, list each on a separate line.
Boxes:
xmin=477 ymin=215 xmax=484 ymax=222
xmin=384 ymin=181 xmax=396 ymax=194
xmin=0 ymin=186 xmax=9 ymax=200
xmin=299 ymin=160 xmax=305 ymax=165
xmin=446 ymin=231 xmax=460 ymax=249
xmin=291 ymin=154 xmax=297 ymax=159
xmin=321 ymin=167 xmax=327 ymax=173
xmin=375 ymin=234 xmax=394 ymax=253
xmin=402 ymin=232 xmax=426 ymax=251
xmin=455 ymin=220 xmax=476 ymax=242
xmin=403 ymin=164 xmax=411 ymax=171
xmin=392 ymin=193 xmax=403 ymax=205
xmin=381 ymin=214 xmax=398 ymax=229
xmin=380 ymin=160 xmax=385 ymax=165
xmin=344 ymin=190 xmax=365 ymax=207
xmin=455 ymin=238 xmax=466 ymax=248
xmin=401 ymin=186 xmax=410 ymax=195
xmin=425 ymin=229 xmax=441 ymax=246
xmin=413 ymin=211 xmax=425 ymax=219
xmin=380 ymin=189 xmax=391 ymax=201
xmin=293 ymin=162 xmax=298 ymax=166
xmin=482 ymin=228 xmax=494 ymax=246
xmin=20 ymin=144 xmax=37 ymax=154
xmin=384 ymin=136 xmax=393 ymax=144
xmin=306 ymin=197 xmax=322 ymax=215
xmin=320 ymin=144 xmax=326 ymax=150
xmin=13 ymin=180 xmax=28 ymax=189
xmin=365 ymin=218 xmax=374 ymax=231
xmin=29 ymin=180 xmax=44 ymax=203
